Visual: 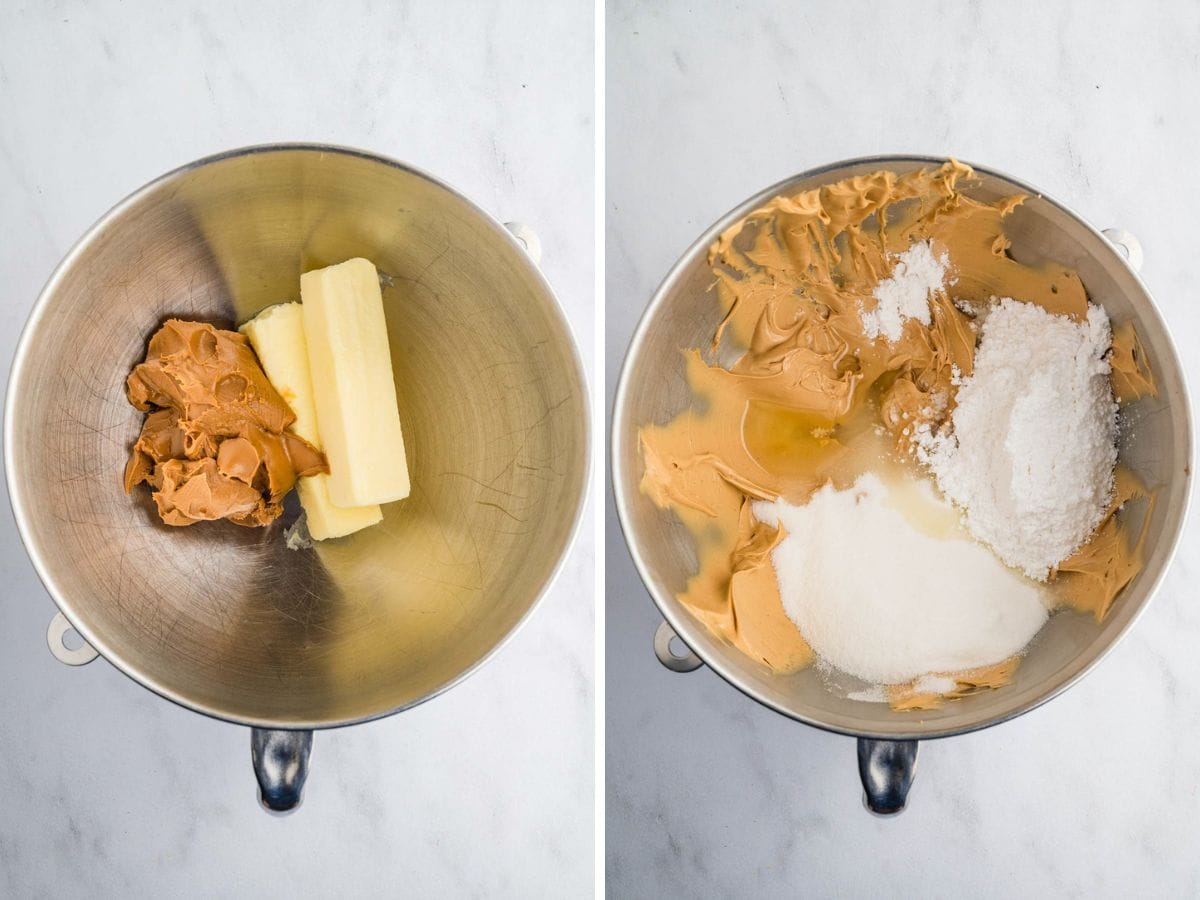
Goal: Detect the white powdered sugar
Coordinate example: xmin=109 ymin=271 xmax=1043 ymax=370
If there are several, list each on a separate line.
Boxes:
xmin=860 ymin=240 xmax=949 ymax=342
xmin=914 ymin=298 xmax=1118 ymax=580
xmin=754 ymin=474 xmax=1048 ymax=685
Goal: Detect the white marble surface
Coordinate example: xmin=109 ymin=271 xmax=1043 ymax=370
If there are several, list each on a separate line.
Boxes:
xmin=0 ymin=1 xmax=593 ymax=896
xmin=607 ymin=1 xmax=1200 ymax=896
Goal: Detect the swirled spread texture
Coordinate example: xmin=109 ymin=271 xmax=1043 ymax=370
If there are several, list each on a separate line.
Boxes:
xmin=125 ymin=319 xmax=326 ymax=527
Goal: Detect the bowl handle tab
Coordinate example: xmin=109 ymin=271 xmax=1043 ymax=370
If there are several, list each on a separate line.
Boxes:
xmin=858 ymin=738 xmax=918 ymax=816
xmin=46 ymin=611 xmax=98 ymax=666
xmin=251 ymin=728 xmax=313 ymax=814
xmin=653 ymin=620 xmax=704 ymax=673
xmin=504 ymin=222 xmax=542 ymax=266
xmin=1102 ymin=228 xmax=1143 ymax=273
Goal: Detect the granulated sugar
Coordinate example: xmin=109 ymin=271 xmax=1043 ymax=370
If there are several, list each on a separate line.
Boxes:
xmin=915 ymin=298 xmax=1117 ymax=580
xmin=753 ymin=474 xmax=1047 ymax=685
xmin=847 ymin=686 xmax=887 ymax=703
xmin=860 ymin=240 xmax=948 ymax=342
xmin=912 ymin=674 xmax=958 ymax=695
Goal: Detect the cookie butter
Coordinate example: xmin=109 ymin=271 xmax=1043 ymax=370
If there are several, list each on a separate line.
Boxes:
xmin=640 ymin=160 xmax=1155 ymax=706
xmin=125 ymin=319 xmax=326 ymax=527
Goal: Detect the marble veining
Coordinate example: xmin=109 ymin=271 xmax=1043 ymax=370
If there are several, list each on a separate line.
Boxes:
xmin=0 ymin=1 xmax=593 ymax=896
xmin=607 ymin=0 xmax=1200 ymax=895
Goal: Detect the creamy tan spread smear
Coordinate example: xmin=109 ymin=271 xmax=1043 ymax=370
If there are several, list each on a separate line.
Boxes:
xmin=639 ymin=161 xmax=1157 ymax=709
xmin=125 ymin=319 xmax=327 ymax=527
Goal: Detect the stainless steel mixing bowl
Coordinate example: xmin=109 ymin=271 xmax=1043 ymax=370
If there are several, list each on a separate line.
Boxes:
xmin=612 ymin=155 xmax=1192 ymax=813
xmin=6 ymin=144 xmax=589 ymax=811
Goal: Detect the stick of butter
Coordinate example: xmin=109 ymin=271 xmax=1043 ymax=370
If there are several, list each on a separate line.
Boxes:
xmin=300 ymin=258 xmax=411 ymax=507
xmin=240 ymin=303 xmax=383 ymax=540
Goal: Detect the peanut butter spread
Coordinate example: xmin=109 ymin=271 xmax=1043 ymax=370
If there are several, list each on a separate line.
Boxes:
xmin=888 ymin=659 xmax=1020 ymax=712
xmin=639 ymin=161 xmax=1156 ymax=706
xmin=125 ymin=319 xmax=326 ymax=527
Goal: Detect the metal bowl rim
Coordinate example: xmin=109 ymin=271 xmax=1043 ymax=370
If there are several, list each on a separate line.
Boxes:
xmin=5 ymin=141 xmax=593 ymax=731
xmin=611 ymin=152 xmax=1194 ymax=741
